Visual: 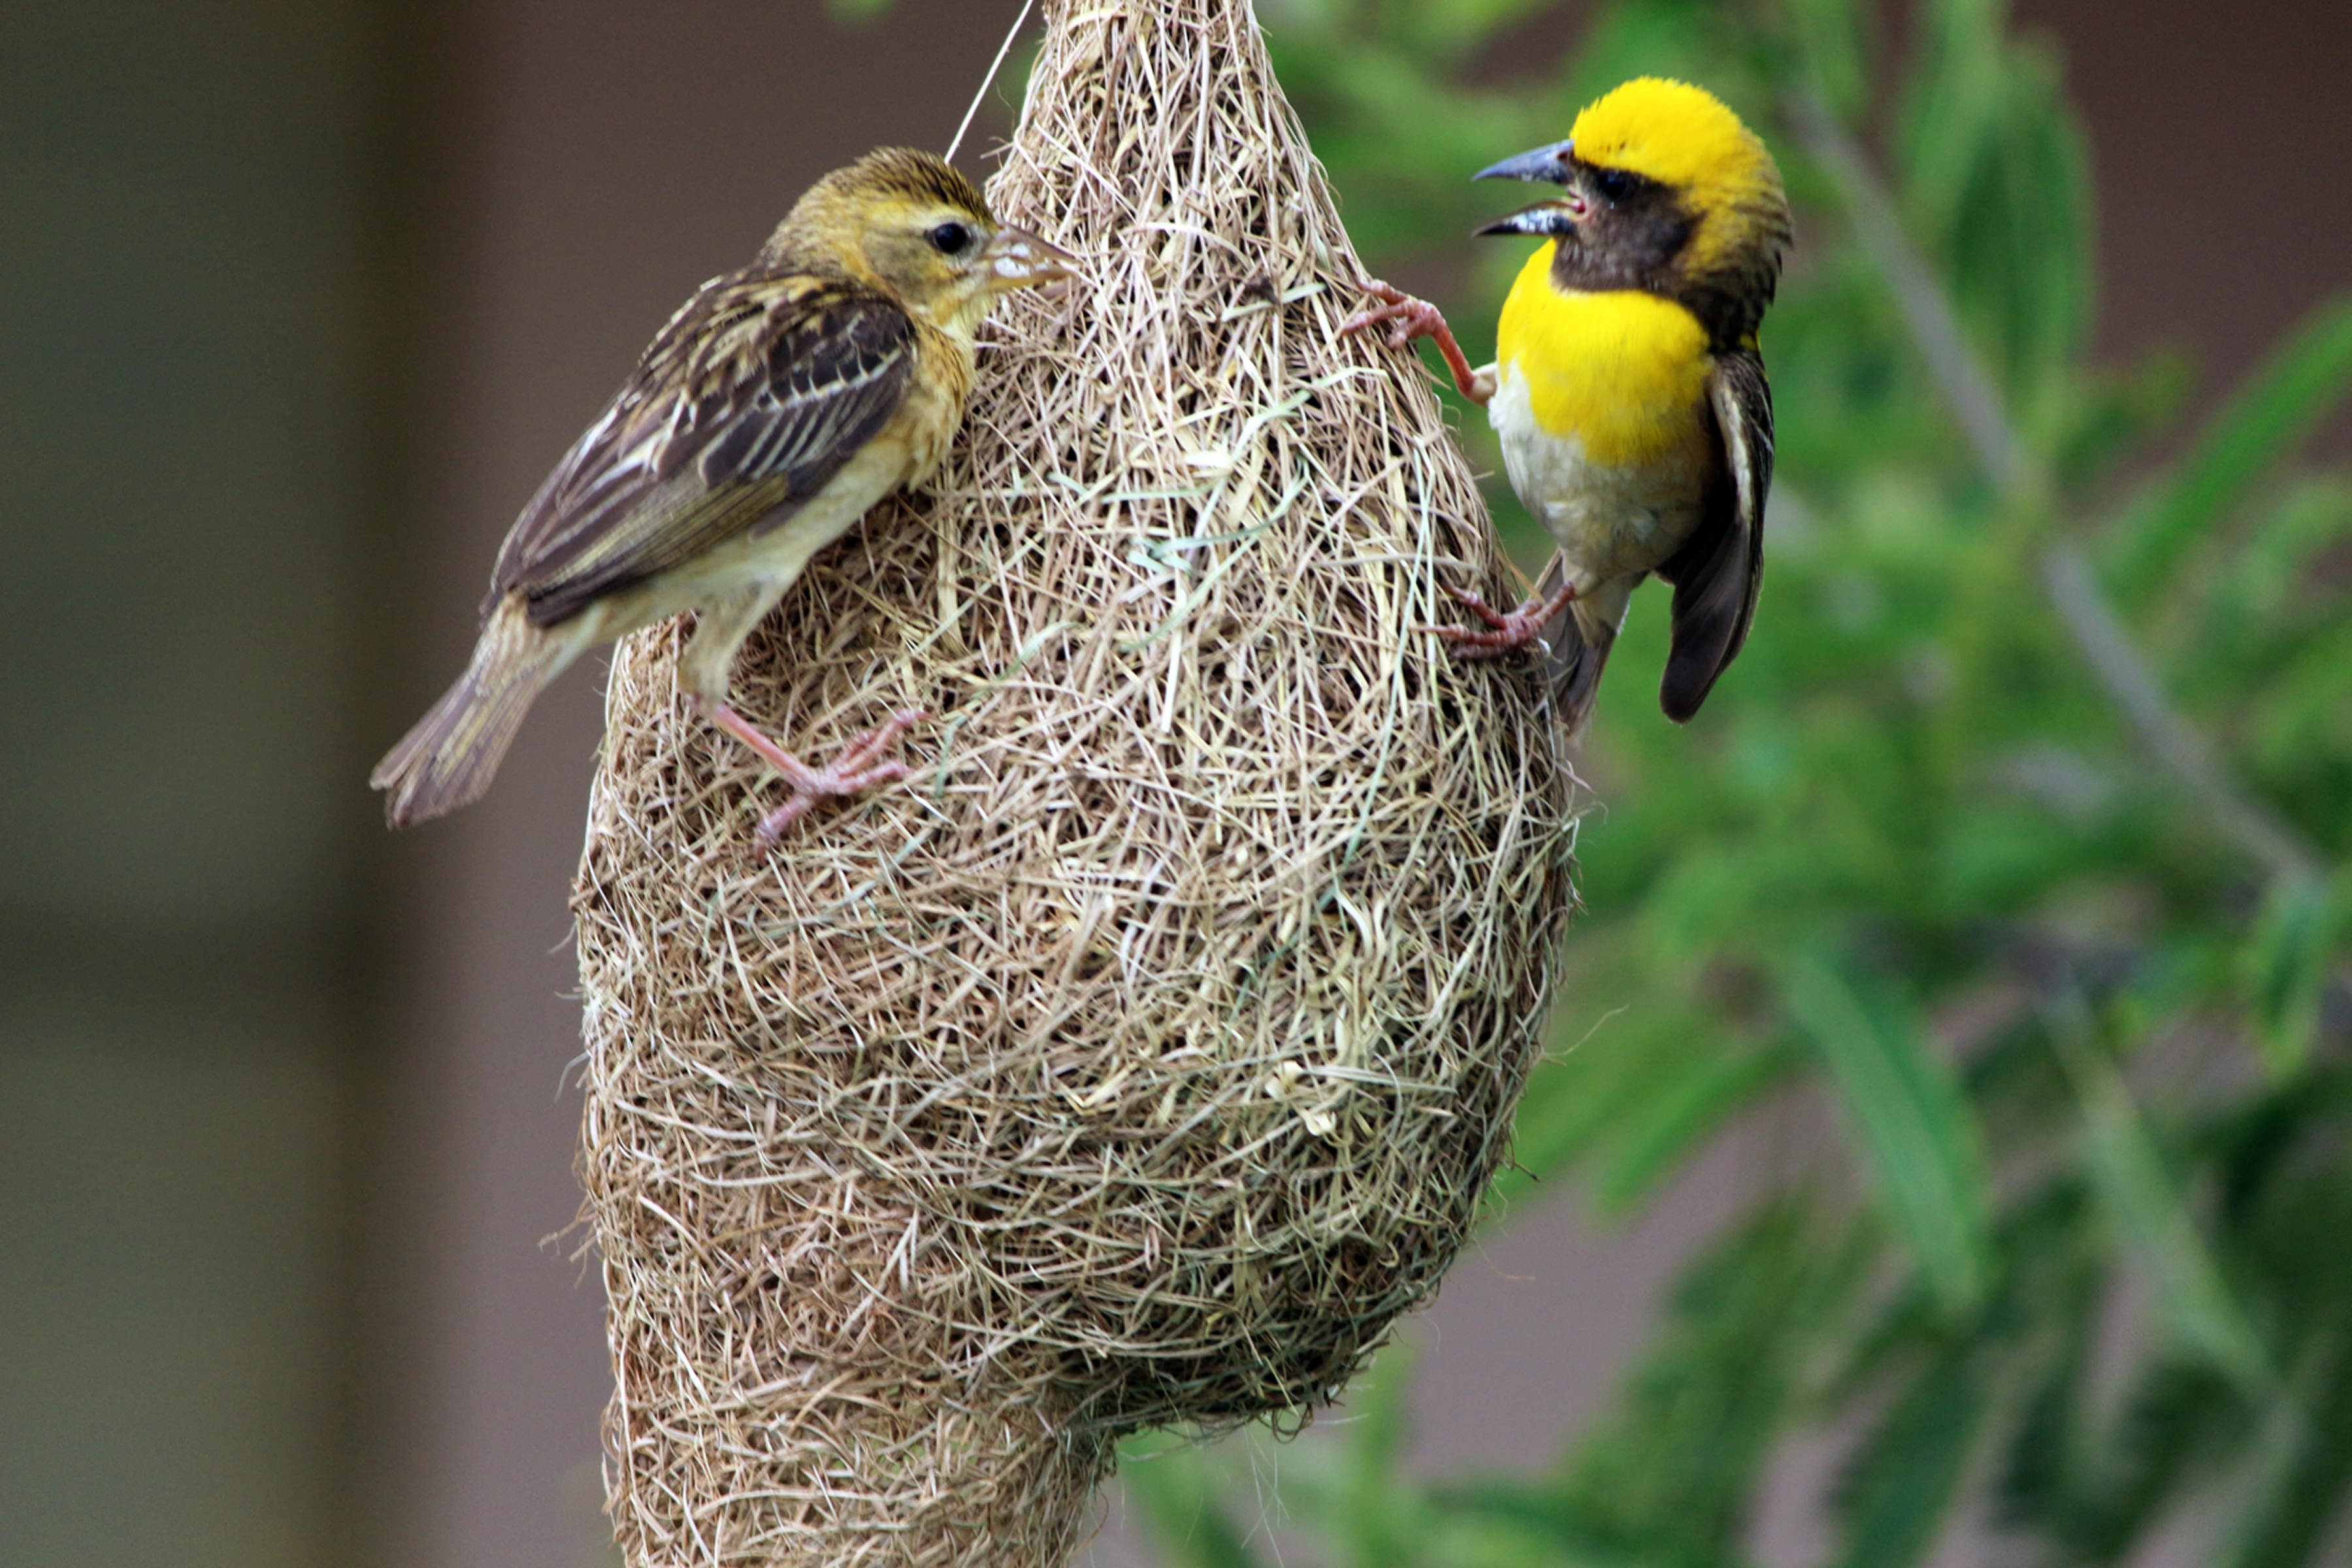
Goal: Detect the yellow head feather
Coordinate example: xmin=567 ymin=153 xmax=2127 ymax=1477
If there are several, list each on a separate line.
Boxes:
xmin=1570 ymin=78 xmax=1768 ymax=197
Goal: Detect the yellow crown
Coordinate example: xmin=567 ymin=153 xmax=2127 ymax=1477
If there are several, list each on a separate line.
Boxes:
xmin=1571 ymin=78 xmax=1773 ymax=203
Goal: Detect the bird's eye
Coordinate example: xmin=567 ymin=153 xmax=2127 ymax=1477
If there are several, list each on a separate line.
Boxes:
xmin=928 ymin=222 xmax=972 ymax=254
xmin=1592 ymin=168 xmax=1633 ymax=204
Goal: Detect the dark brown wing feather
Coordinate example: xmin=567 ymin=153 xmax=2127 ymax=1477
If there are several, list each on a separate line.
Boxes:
xmin=488 ymin=272 xmax=915 ymax=627
xmin=1655 ymin=347 xmax=1772 ymax=722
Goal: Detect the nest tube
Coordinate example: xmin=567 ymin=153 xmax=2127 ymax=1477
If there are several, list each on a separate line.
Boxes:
xmin=572 ymin=1 xmax=1582 ymax=1562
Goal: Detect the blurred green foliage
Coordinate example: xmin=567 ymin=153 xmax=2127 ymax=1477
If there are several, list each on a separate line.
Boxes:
xmin=1117 ymin=0 xmax=2352 ymax=1564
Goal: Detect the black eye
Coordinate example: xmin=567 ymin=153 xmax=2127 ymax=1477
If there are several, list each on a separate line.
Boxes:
xmin=1593 ymin=168 xmax=1632 ymax=203
xmin=928 ymin=221 xmax=972 ymax=254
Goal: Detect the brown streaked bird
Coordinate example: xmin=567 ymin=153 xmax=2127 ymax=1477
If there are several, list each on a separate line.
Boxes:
xmin=1345 ymin=78 xmax=1789 ymax=733
xmin=373 ymin=147 xmax=1075 ymax=843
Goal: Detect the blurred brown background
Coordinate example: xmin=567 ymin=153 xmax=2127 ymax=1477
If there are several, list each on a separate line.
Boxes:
xmin=0 ymin=3 xmax=2344 ymax=1567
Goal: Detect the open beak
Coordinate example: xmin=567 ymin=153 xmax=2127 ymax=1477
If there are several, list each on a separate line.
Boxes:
xmin=1474 ymin=139 xmax=1575 ymax=185
xmin=1474 ymin=204 xmax=1578 ymax=240
xmin=985 ymin=226 xmax=1080 ymax=291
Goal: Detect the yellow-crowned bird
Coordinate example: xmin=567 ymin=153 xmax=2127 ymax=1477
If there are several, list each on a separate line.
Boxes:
xmin=373 ymin=148 xmax=1075 ymax=843
xmin=1347 ymin=78 xmax=1789 ymax=732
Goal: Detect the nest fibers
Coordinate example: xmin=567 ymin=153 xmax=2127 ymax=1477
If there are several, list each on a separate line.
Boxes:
xmin=573 ymin=1 xmax=1581 ymax=1561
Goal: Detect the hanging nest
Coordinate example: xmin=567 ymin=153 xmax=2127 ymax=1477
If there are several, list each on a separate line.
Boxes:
xmin=572 ymin=1 xmax=1581 ymax=1562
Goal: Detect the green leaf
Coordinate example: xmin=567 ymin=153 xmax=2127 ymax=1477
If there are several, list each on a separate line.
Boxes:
xmin=2181 ymin=476 xmax=2352 ymax=702
xmin=1337 ymin=1340 xmax=1422 ymax=1568
xmin=1985 ymin=45 xmax=2094 ymax=402
xmin=1499 ymin=977 xmax=1795 ymax=1217
xmin=1780 ymin=953 xmax=1993 ymax=1315
xmin=1993 ymin=1233 xmax=2104 ymax=1539
xmin=1897 ymin=0 xmax=2009 ymax=237
xmin=2057 ymin=1357 xmax=2237 ymax=1561
xmin=1589 ymin=1038 xmax=1794 ymax=1215
xmin=2047 ymin=1002 xmax=2272 ymax=1393
xmin=1786 ymin=0 xmax=1872 ymax=123
xmin=1386 ymin=0 xmax=1558 ymax=63
xmin=1558 ymin=1201 xmax=1870 ymax=1563
xmin=1832 ymin=1349 xmax=1985 ymax=1568
xmin=2239 ymin=874 xmax=2348 ymax=1079
xmin=2222 ymin=1368 xmax=2352 ymax=1568
xmin=1553 ymin=0 xmax=1747 ymax=119
xmin=1499 ymin=985 xmax=1714 ymax=1197
xmin=1496 ymin=1004 xmax=1650 ymax=1198
xmin=2110 ymin=296 xmax=2352 ymax=602
xmin=1120 ymin=1433 xmax=1268 ymax=1568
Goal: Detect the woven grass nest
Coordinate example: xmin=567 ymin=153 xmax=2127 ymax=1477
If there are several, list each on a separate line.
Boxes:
xmin=572 ymin=1 xmax=1581 ymax=1561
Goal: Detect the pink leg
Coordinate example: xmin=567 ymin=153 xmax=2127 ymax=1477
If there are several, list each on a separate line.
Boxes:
xmin=695 ymin=700 xmax=928 ymax=847
xmin=1341 ymin=280 xmax=1491 ymax=406
xmin=1426 ymin=577 xmax=1580 ymax=661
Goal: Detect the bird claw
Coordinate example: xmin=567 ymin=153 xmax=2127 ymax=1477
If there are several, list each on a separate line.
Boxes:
xmin=1424 ymin=581 xmax=1578 ymax=662
xmin=753 ymin=708 xmax=928 ymax=849
xmin=1339 ymin=280 xmax=1444 ymax=350
xmin=1341 ymin=280 xmax=1491 ymax=404
xmin=696 ymin=698 xmax=928 ymax=847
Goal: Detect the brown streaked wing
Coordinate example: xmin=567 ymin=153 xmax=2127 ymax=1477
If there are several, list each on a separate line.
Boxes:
xmin=488 ymin=272 xmax=915 ymax=628
xmin=1656 ymin=347 xmax=1772 ymax=722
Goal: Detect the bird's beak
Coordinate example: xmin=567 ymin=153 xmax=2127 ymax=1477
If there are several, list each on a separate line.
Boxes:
xmin=1474 ymin=203 xmax=1578 ymax=240
xmin=1474 ymin=139 xmax=1575 ymax=185
xmin=984 ymin=227 xmax=1080 ymax=291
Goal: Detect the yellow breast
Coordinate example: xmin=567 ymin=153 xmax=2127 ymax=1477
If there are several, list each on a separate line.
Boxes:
xmin=1494 ymin=242 xmax=1711 ymax=469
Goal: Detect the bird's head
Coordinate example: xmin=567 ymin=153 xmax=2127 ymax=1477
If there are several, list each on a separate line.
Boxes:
xmin=765 ymin=148 xmax=1077 ymax=336
xmin=1473 ymin=78 xmax=1790 ymax=340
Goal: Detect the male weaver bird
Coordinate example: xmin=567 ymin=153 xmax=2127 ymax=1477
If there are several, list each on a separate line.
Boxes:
xmin=373 ymin=148 xmax=1075 ymax=843
xmin=1345 ymin=77 xmax=1789 ymax=730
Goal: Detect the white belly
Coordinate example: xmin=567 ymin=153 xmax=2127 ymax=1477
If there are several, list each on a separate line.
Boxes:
xmin=1488 ymin=361 xmax=1709 ymax=591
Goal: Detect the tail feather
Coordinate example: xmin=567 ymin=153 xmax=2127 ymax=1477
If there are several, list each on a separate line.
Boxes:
xmin=371 ymin=597 xmax=576 ymax=828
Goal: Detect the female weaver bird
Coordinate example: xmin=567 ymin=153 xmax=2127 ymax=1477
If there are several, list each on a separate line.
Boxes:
xmin=1345 ymin=77 xmax=1789 ymax=731
xmin=373 ymin=148 xmax=1075 ymax=843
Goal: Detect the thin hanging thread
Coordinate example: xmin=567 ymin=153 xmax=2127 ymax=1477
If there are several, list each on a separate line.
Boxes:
xmin=946 ymin=0 xmax=1037 ymax=163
